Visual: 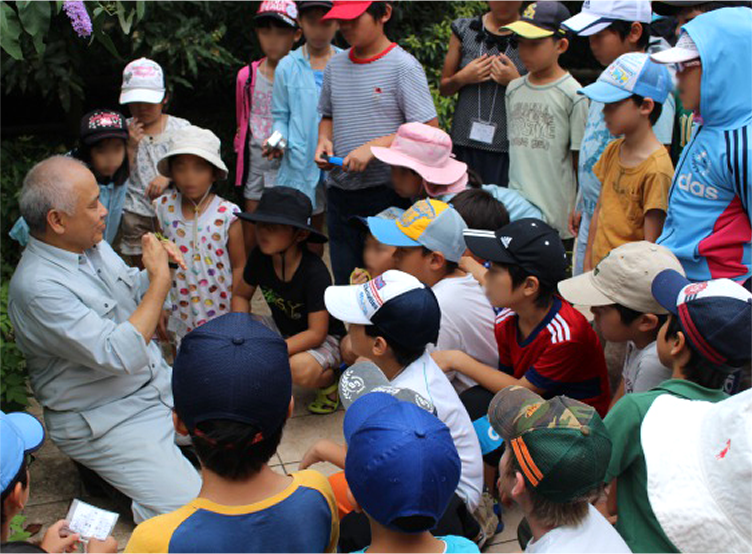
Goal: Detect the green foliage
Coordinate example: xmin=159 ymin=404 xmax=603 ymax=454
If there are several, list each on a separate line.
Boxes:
xmin=8 ymin=515 xmax=32 ymax=542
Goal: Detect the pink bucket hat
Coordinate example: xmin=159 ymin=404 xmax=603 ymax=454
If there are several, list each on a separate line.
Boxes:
xmin=372 ymin=122 xmax=467 ymax=186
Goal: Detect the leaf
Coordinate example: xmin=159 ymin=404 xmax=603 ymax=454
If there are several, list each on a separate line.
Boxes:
xmin=136 ymin=0 xmax=145 ymax=21
xmin=95 ymin=29 xmax=120 ymax=59
xmin=0 ymin=2 xmax=23 ymax=60
xmin=17 ymin=0 xmax=50 ymax=55
xmin=116 ymin=2 xmax=135 ymax=34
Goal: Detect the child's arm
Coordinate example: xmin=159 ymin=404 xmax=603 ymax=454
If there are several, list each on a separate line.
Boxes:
xmin=459 ymin=256 xmax=488 ymax=287
xmin=439 ymin=33 xmax=493 ymax=96
xmin=315 ymin=117 xmax=335 ymax=170
xmin=643 ymin=209 xmax=666 ymax=242
xmin=431 ymin=350 xmax=546 ymax=395
xmin=583 ymin=198 xmax=601 ymax=272
xmin=228 ymin=219 xmax=246 ymax=297
xmin=126 ymin=118 xmax=144 ymax=172
xmin=286 ymin=309 xmax=329 ymax=356
xmin=299 ymin=439 xmax=347 ymax=470
xmin=231 ymin=277 xmax=256 ymax=314
xmin=344 ymin=119 xmax=439 ymax=173
xmin=267 ymin=61 xmax=290 ymax=160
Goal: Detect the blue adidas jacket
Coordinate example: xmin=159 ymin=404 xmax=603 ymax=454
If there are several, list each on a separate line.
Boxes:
xmin=658 ymin=8 xmax=752 ymax=282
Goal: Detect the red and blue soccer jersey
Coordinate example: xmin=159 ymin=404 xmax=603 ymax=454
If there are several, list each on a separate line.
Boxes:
xmin=124 ymin=470 xmax=339 ymax=553
xmin=495 ymin=297 xmax=611 ymax=417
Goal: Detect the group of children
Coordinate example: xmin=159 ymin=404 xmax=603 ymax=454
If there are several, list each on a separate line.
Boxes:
xmin=4 ymin=0 xmax=752 ymax=552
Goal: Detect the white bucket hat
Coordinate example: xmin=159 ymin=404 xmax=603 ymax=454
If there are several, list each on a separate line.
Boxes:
xmin=157 ymin=126 xmax=229 ymax=180
xmin=641 ymin=390 xmax=752 ymax=553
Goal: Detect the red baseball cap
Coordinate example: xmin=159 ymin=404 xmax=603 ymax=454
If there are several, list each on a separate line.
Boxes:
xmin=321 ymin=1 xmax=372 ymax=20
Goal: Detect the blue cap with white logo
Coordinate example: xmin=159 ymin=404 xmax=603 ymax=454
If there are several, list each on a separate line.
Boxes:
xmin=1 ymin=411 xmax=45 ymax=494
xmin=578 ymin=52 xmax=673 ymax=104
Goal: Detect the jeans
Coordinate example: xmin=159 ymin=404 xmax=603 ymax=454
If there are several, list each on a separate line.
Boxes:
xmin=573 ymin=209 xmax=593 ymax=276
xmin=326 ymin=185 xmax=408 ymax=285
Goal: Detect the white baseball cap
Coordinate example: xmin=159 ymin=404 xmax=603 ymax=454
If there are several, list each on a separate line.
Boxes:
xmin=562 ymin=0 xmax=652 ymax=36
xmin=642 ymin=390 xmax=752 ymax=553
xmin=650 ymin=31 xmax=701 ymax=65
xmin=120 ymin=57 xmax=166 ymax=104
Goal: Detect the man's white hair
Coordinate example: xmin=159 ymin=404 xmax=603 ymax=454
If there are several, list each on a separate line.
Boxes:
xmin=19 ymin=155 xmax=88 ymax=235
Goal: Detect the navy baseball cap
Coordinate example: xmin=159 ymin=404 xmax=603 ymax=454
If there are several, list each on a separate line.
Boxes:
xmin=652 ymin=270 xmax=752 ymax=368
xmin=1 ymin=411 xmax=45 ymax=494
xmin=172 ymin=313 xmax=293 ymax=436
xmin=344 ymin=396 xmax=461 ymax=533
xmin=324 ymin=270 xmax=441 ymax=350
xmin=464 ymin=218 xmax=568 ymax=287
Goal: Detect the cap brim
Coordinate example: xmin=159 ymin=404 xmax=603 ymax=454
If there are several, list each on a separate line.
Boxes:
xmin=236 ymin=212 xmax=328 ymax=243
xmin=157 ymin=148 xmax=229 ymax=181
xmin=371 ymin=147 xmax=467 ymax=186
xmin=577 ymin=81 xmax=632 ymax=103
xmin=463 ymin=229 xmax=517 ymax=265
xmin=557 ymin=272 xmax=615 ymax=308
xmin=255 ymin=12 xmax=297 ymax=27
xmin=324 ymin=284 xmax=372 ymax=325
xmin=119 ymin=88 xmax=165 ymax=105
xmin=650 ymin=47 xmax=700 ymax=65
xmin=651 ymin=269 xmax=690 ymax=315
xmin=502 ymin=20 xmax=555 ymax=39
xmin=6 ymin=413 xmax=45 ymax=454
xmin=321 ymin=1 xmax=370 ymax=20
xmin=81 ymin=130 xmax=129 ymax=145
xmin=651 ymin=1 xmax=708 ymax=16
xmin=367 ymin=217 xmax=421 ymax=248
xmin=562 ymin=12 xmax=611 ymax=36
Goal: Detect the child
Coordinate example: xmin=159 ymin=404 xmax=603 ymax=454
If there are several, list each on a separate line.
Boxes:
xmin=440 ymin=1 xmax=525 ymax=186
xmin=269 ymin=1 xmax=340 ymax=251
xmin=559 ymin=241 xmax=684 ymax=407
xmin=235 ymin=0 xmax=302 ymax=251
xmin=366 ymin=199 xmax=499 ymax=394
xmin=349 ymin=207 xmax=403 ymax=285
xmin=324 ymin=272 xmax=484 ymax=522
xmin=579 ymin=53 xmax=674 ymax=270
xmin=437 ymin=219 xmax=611 ymax=417
xmin=344 ymin=393 xmax=480 ymax=553
xmin=314 ymin=1 xmax=438 ymax=285
xmin=562 ymin=0 xmax=677 ymax=275
xmin=1 ymin=411 xmax=117 ymax=553
xmin=120 ymin=57 xmax=190 ymax=265
xmin=10 ymin=109 xmax=130 ymax=247
xmin=124 ymin=313 xmax=339 ymax=553
xmin=650 ymin=8 xmax=752 ymax=284
xmin=489 ymin=386 xmax=630 ymax=553
xmin=603 ymin=269 xmax=751 ymax=553
xmin=155 ymin=126 xmax=245 ymax=342
xmin=504 ymin=2 xmax=588 ymax=240
xmin=232 ymin=187 xmax=344 ymax=414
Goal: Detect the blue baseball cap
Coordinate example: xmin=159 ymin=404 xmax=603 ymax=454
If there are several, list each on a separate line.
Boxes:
xmin=344 ymin=397 xmax=461 ymax=532
xmin=578 ymin=52 xmax=673 ymax=104
xmin=652 ymin=270 xmax=752 ymax=368
xmin=1 ymin=412 xmax=45 ymax=494
xmin=172 ymin=313 xmax=292 ymax=436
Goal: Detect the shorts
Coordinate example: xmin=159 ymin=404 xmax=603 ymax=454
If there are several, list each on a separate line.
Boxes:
xmin=244 ymin=146 xmax=280 ymax=201
xmin=119 ymin=211 xmax=158 ymax=256
xmin=253 ymin=314 xmax=342 ymax=369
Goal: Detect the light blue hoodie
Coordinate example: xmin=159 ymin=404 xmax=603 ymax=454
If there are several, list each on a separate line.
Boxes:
xmin=657 ymin=7 xmax=752 ymax=282
xmin=271 ymin=45 xmax=341 ymax=209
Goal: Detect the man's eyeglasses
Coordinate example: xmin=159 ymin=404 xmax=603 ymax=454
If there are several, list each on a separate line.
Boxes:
xmin=677 ymin=59 xmax=702 ymax=73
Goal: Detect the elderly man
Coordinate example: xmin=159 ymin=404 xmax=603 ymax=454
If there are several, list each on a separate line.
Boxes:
xmin=8 ymin=156 xmax=201 ymax=523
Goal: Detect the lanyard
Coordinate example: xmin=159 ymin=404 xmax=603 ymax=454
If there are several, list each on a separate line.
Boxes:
xmin=477 ymin=40 xmax=500 ymax=125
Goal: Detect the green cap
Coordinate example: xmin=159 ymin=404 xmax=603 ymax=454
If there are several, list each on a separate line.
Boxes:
xmin=488 ymin=386 xmax=612 ymax=503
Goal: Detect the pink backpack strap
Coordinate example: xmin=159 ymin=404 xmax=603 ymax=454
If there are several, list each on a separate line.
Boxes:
xmin=234 ymin=58 xmax=265 ymax=187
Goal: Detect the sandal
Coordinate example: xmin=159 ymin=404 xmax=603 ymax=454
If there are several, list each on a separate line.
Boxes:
xmin=308 ymin=382 xmax=340 ymax=415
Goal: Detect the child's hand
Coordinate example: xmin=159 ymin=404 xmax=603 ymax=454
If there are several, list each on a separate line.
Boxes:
xmin=146 ymin=175 xmax=170 ymax=200
xmin=457 ymin=54 xmax=493 ymax=86
xmin=40 ymin=520 xmax=81 ymax=553
xmin=343 ymin=144 xmax=374 ymax=173
xmin=568 ymin=209 xmax=582 ymax=237
xmin=128 ymin=118 xmax=145 ymax=149
xmin=349 ymin=268 xmax=371 ymax=285
xmin=490 ymin=53 xmax=520 ymax=86
xmin=262 ymin=139 xmax=284 ymax=160
xmin=86 ymin=536 xmax=118 ymax=553
xmin=459 ymin=256 xmax=487 ymax=286
xmin=315 ymin=139 xmax=335 ymax=170
xmin=299 ymin=439 xmax=346 ymax=470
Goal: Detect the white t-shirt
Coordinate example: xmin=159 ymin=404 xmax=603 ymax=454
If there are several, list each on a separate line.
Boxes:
xmin=622 ymin=341 xmax=672 ymax=394
xmin=431 ymin=275 xmax=499 ymax=394
xmin=526 ymin=505 xmax=631 ymax=553
xmin=392 ymin=351 xmax=483 ymax=511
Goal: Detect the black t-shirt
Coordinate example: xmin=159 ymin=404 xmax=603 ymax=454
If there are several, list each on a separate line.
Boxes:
xmin=243 ymin=248 xmax=346 ymax=338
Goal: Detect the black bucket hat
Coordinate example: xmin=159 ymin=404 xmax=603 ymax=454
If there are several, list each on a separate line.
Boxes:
xmin=237 ymin=187 xmax=327 ymax=243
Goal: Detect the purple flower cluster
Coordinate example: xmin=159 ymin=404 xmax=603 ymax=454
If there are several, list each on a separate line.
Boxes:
xmin=63 ymin=0 xmax=92 ymax=38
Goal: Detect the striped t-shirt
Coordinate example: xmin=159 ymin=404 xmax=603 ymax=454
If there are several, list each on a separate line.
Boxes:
xmin=318 ymin=44 xmax=437 ymax=191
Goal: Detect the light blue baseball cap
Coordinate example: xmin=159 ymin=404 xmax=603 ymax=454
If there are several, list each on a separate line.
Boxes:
xmin=1 ymin=411 xmax=45 ymax=493
xmin=578 ymin=52 xmax=673 ymax=104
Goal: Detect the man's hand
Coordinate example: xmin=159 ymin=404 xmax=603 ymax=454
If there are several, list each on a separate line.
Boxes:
xmin=568 ymin=209 xmax=582 ymax=237
xmin=314 ymin=138 xmax=335 ymax=170
xmin=141 ymin=233 xmax=171 ymax=283
xmin=343 ymin=143 xmax=374 ymax=173
xmin=457 ymin=54 xmax=493 ymax=86
xmin=40 ymin=520 xmax=80 ymax=554
xmin=86 ymin=536 xmax=118 ymax=553
xmin=158 ymin=236 xmax=187 ymax=270
xmin=127 ymin=118 xmax=145 ymax=150
xmin=146 ymin=175 xmax=170 ymax=200
xmin=490 ymin=53 xmax=520 ymax=86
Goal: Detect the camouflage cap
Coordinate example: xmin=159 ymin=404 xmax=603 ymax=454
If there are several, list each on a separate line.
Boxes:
xmin=488 ymin=386 xmax=612 ymax=503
